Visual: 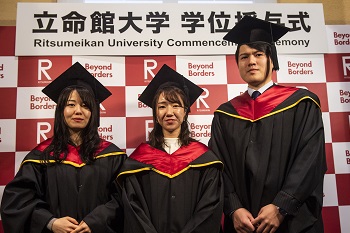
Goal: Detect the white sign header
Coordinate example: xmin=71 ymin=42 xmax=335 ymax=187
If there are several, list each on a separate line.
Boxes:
xmin=15 ymin=3 xmax=328 ymax=56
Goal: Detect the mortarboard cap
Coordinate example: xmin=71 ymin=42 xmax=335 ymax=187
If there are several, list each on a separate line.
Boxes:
xmin=223 ymin=16 xmax=290 ymax=70
xmin=138 ymin=64 xmax=204 ymax=109
xmin=223 ymin=15 xmax=290 ymax=45
xmin=42 ymin=62 xmax=111 ymax=103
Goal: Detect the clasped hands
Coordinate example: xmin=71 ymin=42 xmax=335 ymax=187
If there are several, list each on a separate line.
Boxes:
xmin=52 ymin=217 xmax=91 ymax=233
xmin=232 ymin=204 xmax=285 ymax=233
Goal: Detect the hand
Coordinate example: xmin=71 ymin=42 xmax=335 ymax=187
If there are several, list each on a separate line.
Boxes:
xmin=232 ymin=208 xmax=255 ymax=233
xmin=71 ymin=221 xmax=91 ymax=233
xmin=251 ymin=204 xmax=284 ymax=233
xmin=51 ymin=216 xmax=79 ymax=233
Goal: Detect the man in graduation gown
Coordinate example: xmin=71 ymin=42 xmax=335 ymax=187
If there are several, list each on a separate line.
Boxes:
xmin=117 ymin=64 xmax=224 ymax=233
xmin=208 ymin=16 xmax=326 ymax=233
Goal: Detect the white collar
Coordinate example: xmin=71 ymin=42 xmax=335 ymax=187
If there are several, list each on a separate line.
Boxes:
xmin=163 ymin=138 xmax=181 ymax=154
xmin=247 ymin=81 xmax=274 ymax=96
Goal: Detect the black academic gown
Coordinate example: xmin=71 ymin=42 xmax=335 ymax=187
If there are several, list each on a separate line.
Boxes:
xmin=209 ymin=85 xmax=327 ymax=233
xmin=117 ymin=141 xmax=224 ymax=233
xmin=0 ymin=138 xmax=126 ymax=233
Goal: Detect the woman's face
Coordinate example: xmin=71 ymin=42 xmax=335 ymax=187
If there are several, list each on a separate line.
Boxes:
xmin=156 ymin=92 xmax=186 ymax=138
xmin=63 ymin=90 xmax=91 ymax=133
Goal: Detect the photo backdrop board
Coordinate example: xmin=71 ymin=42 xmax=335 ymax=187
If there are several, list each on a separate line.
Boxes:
xmin=0 ymin=3 xmax=349 ymax=233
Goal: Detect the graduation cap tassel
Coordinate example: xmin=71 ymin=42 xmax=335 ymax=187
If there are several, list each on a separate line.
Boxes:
xmin=96 ymin=100 xmax=101 ymax=127
xmin=271 ymin=44 xmax=279 ymax=71
xmin=182 ymin=76 xmax=191 ymax=113
xmin=269 ymin=21 xmax=279 ymax=71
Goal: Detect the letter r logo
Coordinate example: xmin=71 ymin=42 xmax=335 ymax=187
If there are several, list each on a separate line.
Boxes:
xmin=144 ymin=59 xmax=157 ymax=80
xmin=342 ymin=56 xmax=350 ymax=77
xmin=145 ymin=120 xmax=153 ymax=141
xmin=197 ymin=88 xmax=209 ymax=108
xmin=38 ymin=59 xmax=53 ymax=81
xmin=37 ymin=122 xmax=52 ymax=144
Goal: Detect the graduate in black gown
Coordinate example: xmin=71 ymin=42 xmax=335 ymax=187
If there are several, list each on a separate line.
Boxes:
xmin=0 ymin=62 xmax=126 ymax=233
xmin=117 ymin=64 xmax=224 ymax=233
xmin=208 ymin=16 xmax=327 ymax=233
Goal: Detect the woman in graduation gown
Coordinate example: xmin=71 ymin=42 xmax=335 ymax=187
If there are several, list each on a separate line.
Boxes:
xmin=0 ymin=62 xmax=126 ymax=233
xmin=117 ymin=64 xmax=224 ymax=233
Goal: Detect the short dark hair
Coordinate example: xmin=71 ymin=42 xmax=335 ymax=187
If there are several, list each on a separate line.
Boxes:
xmin=235 ymin=42 xmax=273 ymax=78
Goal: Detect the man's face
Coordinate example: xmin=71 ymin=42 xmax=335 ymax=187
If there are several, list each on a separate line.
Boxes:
xmin=237 ymin=44 xmax=273 ymax=89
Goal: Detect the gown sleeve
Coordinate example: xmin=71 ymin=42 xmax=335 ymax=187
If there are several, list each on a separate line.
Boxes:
xmin=180 ymin=166 xmax=224 ymax=233
xmin=208 ymin=113 xmax=243 ymax=216
xmin=83 ymin=153 xmax=126 ymax=233
xmin=121 ymin=175 xmax=159 ymax=233
xmin=0 ymin=152 xmax=53 ymax=233
xmin=272 ymin=100 xmax=326 ymax=220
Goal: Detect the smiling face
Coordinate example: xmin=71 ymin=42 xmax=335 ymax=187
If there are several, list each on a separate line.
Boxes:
xmin=156 ymin=92 xmax=186 ymax=138
xmin=63 ymin=90 xmax=91 ymax=134
xmin=237 ymin=44 xmax=273 ymax=89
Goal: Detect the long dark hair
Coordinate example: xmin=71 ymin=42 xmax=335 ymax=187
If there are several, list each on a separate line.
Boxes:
xmin=43 ymin=86 xmax=101 ymax=164
xmin=235 ymin=42 xmax=273 ymax=79
xmin=148 ymin=85 xmax=197 ymax=149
